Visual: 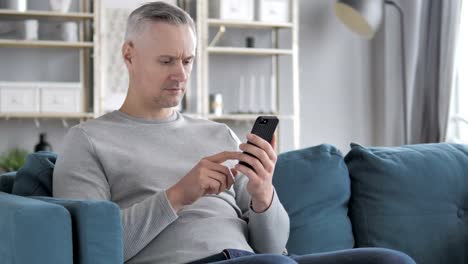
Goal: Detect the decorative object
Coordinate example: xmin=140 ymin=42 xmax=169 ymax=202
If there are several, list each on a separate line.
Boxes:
xmin=257 ymin=0 xmax=290 ymax=23
xmin=249 ymin=75 xmax=256 ymax=113
xmin=258 ymin=75 xmax=266 ymax=113
xmin=246 ymin=36 xmax=254 ymax=47
xmin=210 ymin=0 xmax=254 ymax=21
xmin=34 ymin=133 xmax=53 ymax=152
xmin=237 ymin=75 xmax=246 ymax=113
xmin=49 ymin=0 xmax=72 ymax=13
xmin=334 ymin=0 xmax=408 ymax=143
xmin=5 ymin=0 xmax=27 ymax=11
xmin=62 ymin=21 xmax=77 ymax=42
xmin=0 ymin=148 xmax=28 ymax=172
xmin=270 ymin=75 xmax=277 ymax=113
xmin=209 ymin=93 xmax=223 ymax=116
xmin=23 ymin=19 xmax=38 ymax=40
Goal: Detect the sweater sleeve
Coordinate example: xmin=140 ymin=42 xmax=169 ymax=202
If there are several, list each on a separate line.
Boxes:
xmin=52 ymin=126 xmax=179 ymax=261
xmin=226 ymin=126 xmax=290 ymax=253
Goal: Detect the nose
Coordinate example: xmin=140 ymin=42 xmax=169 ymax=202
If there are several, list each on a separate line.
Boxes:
xmin=169 ymin=60 xmax=188 ymax=82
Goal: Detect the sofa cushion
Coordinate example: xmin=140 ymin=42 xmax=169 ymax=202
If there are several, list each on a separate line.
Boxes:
xmin=272 ymin=144 xmax=354 ymax=254
xmin=0 ymin=192 xmax=73 ymax=264
xmin=0 ymin=171 xmax=16 ymax=193
xmin=34 ymin=197 xmax=123 ymax=264
xmin=345 ymin=143 xmax=468 ymax=264
xmin=12 ymin=151 xmax=56 ymax=196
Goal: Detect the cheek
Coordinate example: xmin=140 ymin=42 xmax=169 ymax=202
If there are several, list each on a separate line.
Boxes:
xmin=185 ymin=65 xmax=194 ymax=75
xmin=140 ymin=62 xmax=166 ymax=82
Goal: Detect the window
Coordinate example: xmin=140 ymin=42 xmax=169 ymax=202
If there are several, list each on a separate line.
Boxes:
xmin=449 ymin=0 xmax=468 ymax=143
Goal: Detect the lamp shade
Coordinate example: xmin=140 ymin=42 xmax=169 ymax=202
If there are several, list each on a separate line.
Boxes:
xmin=334 ymin=0 xmax=384 ymax=39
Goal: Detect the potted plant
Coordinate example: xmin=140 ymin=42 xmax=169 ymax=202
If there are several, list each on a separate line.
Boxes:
xmin=0 ymin=148 xmax=28 ymax=173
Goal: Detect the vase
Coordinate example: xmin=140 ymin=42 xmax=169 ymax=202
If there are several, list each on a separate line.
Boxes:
xmin=49 ymin=0 xmax=71 ymax=13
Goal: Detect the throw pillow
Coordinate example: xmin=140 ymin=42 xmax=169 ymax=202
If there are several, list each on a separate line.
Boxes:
xmin=0 ymin=171 xmax=16 ymax=193
xmin=11 ymin=151 xmax=56 ymax=196
xmin=273 ymin=144 xmax=354 ymax=254
xmin=345 ymin=143 xmax=468 ymax=264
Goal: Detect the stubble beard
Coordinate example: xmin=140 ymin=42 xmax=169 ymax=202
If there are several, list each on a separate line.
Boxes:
xmin=153 ymin=89 xmax=185 ymax=108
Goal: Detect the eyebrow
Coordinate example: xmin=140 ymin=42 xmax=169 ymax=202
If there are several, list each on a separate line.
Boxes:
xmin=158 ymin=55 xmax=195 ymax=60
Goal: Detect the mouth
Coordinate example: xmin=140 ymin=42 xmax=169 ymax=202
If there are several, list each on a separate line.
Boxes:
xmin=164 ymin=88 xmax=184 ymax=94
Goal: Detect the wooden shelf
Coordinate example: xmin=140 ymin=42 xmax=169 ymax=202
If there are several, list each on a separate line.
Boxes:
xmin=207 ymin=114 xmax=294 ymax=121
xmin=207 ymin=19 xmax=293 ymax=29
xmin=0 ymin=39 xmax=93 ymax=48
xmin=207 ymin=47 xmax=293 ymax=55
xmin=0 ymin=112 xmax=95 ymax=119
xmin=0 ymin=9 xmax=93 ymax=20
xmin=181 ymin=113 xmax=294 ymax=121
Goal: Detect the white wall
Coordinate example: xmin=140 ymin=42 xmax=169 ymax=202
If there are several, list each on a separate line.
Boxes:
xmin=298 ymin=0 xmax=374 ymax=152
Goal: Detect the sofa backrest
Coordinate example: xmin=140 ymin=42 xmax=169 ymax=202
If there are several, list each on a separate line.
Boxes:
xmin=345 ymin=143 xmax=468 ymax=264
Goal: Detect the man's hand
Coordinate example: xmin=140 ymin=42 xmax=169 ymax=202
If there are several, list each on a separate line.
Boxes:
xmin=166 ymin=151 xmax=239 ymax=212
xmin=235 ymin=133 xmax=277 ymax=213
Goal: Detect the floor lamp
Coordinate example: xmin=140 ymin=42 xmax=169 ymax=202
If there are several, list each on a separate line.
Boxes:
xmin=334 ymin=0 xmax=408 ymax=144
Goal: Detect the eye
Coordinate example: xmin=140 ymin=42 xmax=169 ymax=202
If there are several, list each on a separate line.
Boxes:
xmin=183 ymin=58 xmax=193 ymax=65
xmin=160 ymin=58 xmax=172 ymax=65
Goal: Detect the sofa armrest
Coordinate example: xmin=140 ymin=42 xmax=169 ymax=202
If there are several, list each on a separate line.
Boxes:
xmin=0 ymin=192 xmax=73 ymax=264
xmin=34 ymin=197 xmax=124 ymax=264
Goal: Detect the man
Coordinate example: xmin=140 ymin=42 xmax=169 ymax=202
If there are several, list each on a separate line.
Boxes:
xmin=53 ymin=2 xmax=415 ymax=264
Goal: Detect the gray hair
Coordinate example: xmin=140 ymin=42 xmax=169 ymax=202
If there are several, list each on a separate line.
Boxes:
xmin=124 ymin=1 xmax=196 ymax=41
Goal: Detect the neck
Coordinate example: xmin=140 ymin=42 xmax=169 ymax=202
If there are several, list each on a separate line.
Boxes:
xmin=119 ymin=97 xmax=174 ymax=121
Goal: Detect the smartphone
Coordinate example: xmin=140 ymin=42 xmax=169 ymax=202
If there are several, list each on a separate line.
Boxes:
xmin=238 ymin=116 xmax=279 ymax=171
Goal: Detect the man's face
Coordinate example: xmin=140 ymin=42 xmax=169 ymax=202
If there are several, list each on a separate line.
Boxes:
xmin=123 ymin=22 xmax=196 ymax=110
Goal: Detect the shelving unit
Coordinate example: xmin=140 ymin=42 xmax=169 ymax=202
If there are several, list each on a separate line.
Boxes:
xmin=206 ymin=47 xmax=293 ymax=55
xmin=207 ymin=114 xmax=296 ymax=121
xmin=0 ymin=9 xmax=94 ymax=20
xmin=0 ymin=112 xmax=94 ymax=119
xmin=206 ymin=19 xmax=293 ymax=29
xmin=0 ymin=39 xmax=93 ymax=48
xmin=0 ymin=0 xmax=99 ymax=120
xmin=194 ymin=0 xmax=300 ymax=150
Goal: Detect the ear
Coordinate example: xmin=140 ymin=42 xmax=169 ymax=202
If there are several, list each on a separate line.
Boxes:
xmin=122 ymin=41 xmax=134 ymax=66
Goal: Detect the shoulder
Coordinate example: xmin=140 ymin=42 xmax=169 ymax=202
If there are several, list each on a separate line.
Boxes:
xmin=70 ymin=111 xmax=121 ymax=136
xmin=180 ymin=113 xmax=230 ymax=131
xmin=180 ymin=113 xmax=241 ymax=145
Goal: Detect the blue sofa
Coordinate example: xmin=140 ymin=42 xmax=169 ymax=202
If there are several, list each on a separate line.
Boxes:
xmin=1 ymin=143 xmax=467 ymax=264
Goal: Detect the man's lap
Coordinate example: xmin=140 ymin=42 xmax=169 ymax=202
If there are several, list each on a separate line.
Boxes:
xmin=290 ymin=248 xmax=416 ymax=264
xmin=189 ymin=248 xmax=416 ymax=264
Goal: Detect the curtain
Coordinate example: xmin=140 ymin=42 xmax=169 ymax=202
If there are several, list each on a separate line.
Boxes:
xmin=408 ymin=0 xmax=462 ymax=143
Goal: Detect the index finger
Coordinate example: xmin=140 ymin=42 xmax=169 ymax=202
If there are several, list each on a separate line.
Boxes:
xmin=205 ymin=151 xmax=241 ymax=163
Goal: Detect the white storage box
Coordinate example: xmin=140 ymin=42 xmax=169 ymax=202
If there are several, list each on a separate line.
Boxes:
xmin=0 ymin=82 xmax=40 ymax=113
xmin=210 ymin=0 xmax=254 ymax=21
xmin=40 ymin=82 xmax=81 ymax=113
xmin=257 ymin=0 xmax=290 ymax=23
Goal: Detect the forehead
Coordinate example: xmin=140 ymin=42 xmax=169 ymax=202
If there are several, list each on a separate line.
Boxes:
xmin=136 ymin=21 xmax=196 ymax=56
